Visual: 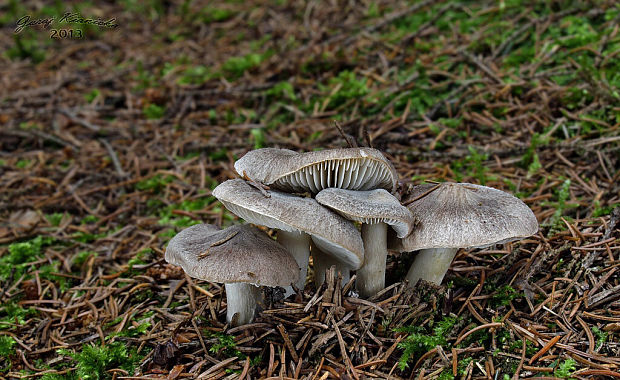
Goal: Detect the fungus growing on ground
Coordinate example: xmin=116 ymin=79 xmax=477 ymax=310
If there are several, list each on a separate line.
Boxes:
xmin=316 ymin=188 xmax=416 ymax=297
xmin=234 ymin=147 xmax=399 ymax=194
xmin=164 ymin=224 xmax=298 ymax=326
xmin=397 ymin=182 xmax=538 ymax=285
xmin=212 ymin=179 xmax=364 ymax=295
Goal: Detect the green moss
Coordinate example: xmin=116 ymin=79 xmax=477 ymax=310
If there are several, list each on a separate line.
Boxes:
xmin=81 ymin=215 xmax=99 ymax=224
xmin=73 ymin=251 xmax=98 ymax=268
xmin=0 ymin=301 xmax=38 ymax=330
xmin=45 ymin=213 xmax=66 ymax=227
xmin=58 ymin=341 xmax=146 ymax=380
xmin=205 ymin=331 xmax=243 ymax=358
xmin=395 ymin=316 xmax=458 ymax=370
xmin=84 ymin=89 xmax=101 ymax=103
xmin=0 ymin=335 xmax=16 ymax=372
xmin=133 ymin=61 xmax=159 ymax=91
xmin=16 ymin=159 xmax=31 ymax=169
xmin=0 ymin=335 xmax=16 ymax=356
xmin=266 ymin=81 xmax=297 ymax=101
xmin=157 ymin=196 xmax=215 ymax=229
xmin=222 ymin=52 xmax=270 ymax=80
xmin=592 ymin=326 xmax=608 ymax=350
xmin=6 ymin=34 xmax=46 ymax=63
xmin=201 ymin=7 xmax=236 ymax=23
xmin=543 ymin=178 xmax=580 ymax=233
xmin=178 ymin=65 xmax=212 ymax=85
xmin=592 ymin=202 xmax=619 ymax=218
xmin=0 ymin=236 xmax=54 ymax=281
xmin=39 ymin=261 xmax=72 ymax=292
xmin=135 ymin=174 xmax=175 ymax=192
xmin=451 ymin=146 xmax=494 ymax=185
xmin=491 ymin=285 xmax=522 ymax=307
xmin=509 ymin=339 xmax=536 ymax=356
xmin=127 ymin=248 xmax=153 ymax=271
xmin=143 ymin=104 xmax=166 ymax=119
xmin=554 ymin=358 xmax=576 ymax=379
xmin=322 ymin=70 xmax=369 ymax=109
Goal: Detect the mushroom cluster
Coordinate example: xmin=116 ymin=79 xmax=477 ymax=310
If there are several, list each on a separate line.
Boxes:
xmin=215 ymin=147 xmax=402 ymax=298
xmin=164 ymin=146 xmax=539 ymax=326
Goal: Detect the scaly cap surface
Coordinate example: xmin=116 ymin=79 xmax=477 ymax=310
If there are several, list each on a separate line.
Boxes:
xmin=165 ymin=224 xmax=299 ymax=286
xmin=398 ymin=183 xmax=538 ymax=251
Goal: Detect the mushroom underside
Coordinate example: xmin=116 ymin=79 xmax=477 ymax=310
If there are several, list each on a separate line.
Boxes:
xmin=274 ymin=158 xmax=395 ymax=193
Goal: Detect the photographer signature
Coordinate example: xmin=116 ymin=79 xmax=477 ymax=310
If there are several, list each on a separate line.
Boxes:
xmin=14 ymin=12 xmax=118 ymax=34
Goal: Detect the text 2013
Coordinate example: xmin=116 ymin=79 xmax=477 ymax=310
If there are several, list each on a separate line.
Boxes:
xmin=50 ymin=29 xmax=83 ymax=38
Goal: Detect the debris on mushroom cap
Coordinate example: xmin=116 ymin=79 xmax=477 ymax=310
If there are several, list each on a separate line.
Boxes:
xmin=212 ymin=179 xmax=364 ymax=268
xmin=398 ymin=182 xmax=538 ymax=251
xmin=316 ymin=188 xmax=416 ymax=238
xmin=164 ymin=223 xmax=299 ymax=287
xmin=234 ymin=147 xmax=398 ymax=194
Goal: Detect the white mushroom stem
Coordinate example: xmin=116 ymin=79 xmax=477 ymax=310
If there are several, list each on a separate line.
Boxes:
xmin=356 ymin=222 xmax=388 ymax=298
xmin=277 ymin=230 xmax=311 ymax=296
xmin=405 ymin=248 xmax=458 ymax=286
xmin=311 ymin=242 xmax=351 ymax=287
xmin=224 ymin=283 xmax=262 ymax=326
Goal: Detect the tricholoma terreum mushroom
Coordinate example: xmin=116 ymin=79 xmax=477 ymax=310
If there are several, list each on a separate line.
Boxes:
xmin=165 ymin=223 xmax=298 ymax=326
xmin=316 ymin=188 xmax=416 ymax=297
xmin=397 ymin=182 xmax=538 ymax=286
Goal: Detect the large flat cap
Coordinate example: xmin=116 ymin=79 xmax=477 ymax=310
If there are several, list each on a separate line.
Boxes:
xmin=212 ymin=179 xmax=364 ymax=268
xmin=165 ymin=224 xmax=299 ymax=286
xmin=316 ymin=188 xmax=416 ymax=238
xmin=234 ymin=148 xmax=398 ymax=194
xmin=398 ymin=183 xmax=538 ymax=251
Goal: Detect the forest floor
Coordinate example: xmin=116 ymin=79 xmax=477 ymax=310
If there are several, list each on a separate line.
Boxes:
xmin=0 ymin=0 xmax=619 ymax=379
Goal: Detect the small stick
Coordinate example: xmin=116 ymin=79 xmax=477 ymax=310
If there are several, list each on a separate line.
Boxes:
xmin=99 ymin=138 xmax=127 ymax=178
xmin=528 ymin=335 xmax=561 ymax=364
xmin=330 ymin=315 xmax=359 ymax=380
xmin=242 ymin=171 xmax=271 ymax=198
xmin=513 ymin=338 xmax=526 ymax=380
xmin=238 ymin=356 xmax=250 ymax=380
xmin=454 ymin=322 xmax=503 ymax=346
xmin=198 ymin=231 xmax=239 ymax=259
xmin=277 ymin=324 xmax=299 ymax=363
xmin=58 ymin=108 xmax=101 ymax=132
xmin=403 ymin=183 xmax=441 ymax=206
xmin=362 ymin=124 xmax=373 ymax=148
xmin=333 ymin=120 xmax=357 ymax=148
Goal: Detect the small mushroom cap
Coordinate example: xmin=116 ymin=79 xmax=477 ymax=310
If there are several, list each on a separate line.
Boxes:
xmin=316 ymin=188 xmax=416 ymax=238
xmin=234 ymin=147 xmax=398 ymax=194
xmin=165 ymin=224 xmax=299 ymax=286
xmin=398 ymin=183 xmax=538 ymax=251
xmin=212 ymin=179 xmax=364 ymax=268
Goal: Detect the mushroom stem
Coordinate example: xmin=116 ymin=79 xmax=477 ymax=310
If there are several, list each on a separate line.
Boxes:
xmin=405 ymin=248 xmax=458 ymax=286
xmin=224 ymin=282 xmax=261 ymax=326
xmin=277 ymin=230 xmax=311 ymax=296
xmin=356 ymin=222 xmax=388 ymax=297
xmin=311 ymin=242 xmax=351 ymax=287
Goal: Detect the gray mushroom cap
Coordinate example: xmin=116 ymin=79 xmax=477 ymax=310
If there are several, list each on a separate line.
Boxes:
xmin=234 ymin=147 xmax=399 ymax=194
xmin=316 ymin=188 xmax=416 ymax=238
xmin=165 ymin=224 xmax=299 ymax=287
xmin=397 ymin=182 xmax=538 ymax=251
xmin=212 ymin=179 xmax=364 ymax=268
